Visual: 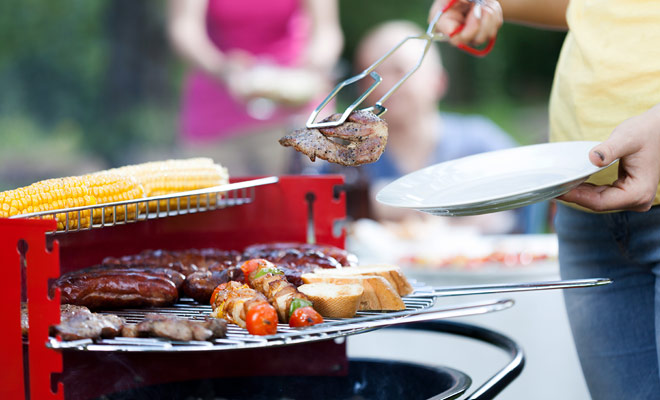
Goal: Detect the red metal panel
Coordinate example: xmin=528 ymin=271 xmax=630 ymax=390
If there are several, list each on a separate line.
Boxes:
xmin=2 ymin=176 xmax=348 ymax=398
xmin=57 ymin=175 xmax=346 ymax=272
xmin=0 ymin=218 xmax=63 ymax=400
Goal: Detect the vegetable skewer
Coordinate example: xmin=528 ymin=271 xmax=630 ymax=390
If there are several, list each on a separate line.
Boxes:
xmin=241 ymin=259 xmax=324 ymax=327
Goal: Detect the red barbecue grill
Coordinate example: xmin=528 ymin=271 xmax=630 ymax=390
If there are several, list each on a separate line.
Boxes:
xmin=1 ymin=175 xmax=599 ymax=400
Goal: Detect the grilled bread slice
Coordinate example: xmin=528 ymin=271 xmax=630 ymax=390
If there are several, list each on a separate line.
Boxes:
xmin=312 ymin=264 xmax=413 ymax=296
xmin=297 ymin=283 xmax=364 ymax=318
xmin=301 ymin=273 xmax=405 ymax=311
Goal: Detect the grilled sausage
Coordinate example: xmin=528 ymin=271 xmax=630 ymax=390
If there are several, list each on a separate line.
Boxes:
xmin=103 ymin=248 xmax=242 ymax=276
xmin=243 ymin=243 xmax=357 ymax=267
xmin=182 ymin=267 xmax=244 ymax=303
xmin=88 ymin=265 xmax=186 ymax=290
xmin=54 ymin=272 xmax=178 ymax=309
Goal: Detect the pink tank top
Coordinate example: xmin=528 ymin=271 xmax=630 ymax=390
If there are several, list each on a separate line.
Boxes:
xmin=181 ymin=0 xmax=310 ymax=142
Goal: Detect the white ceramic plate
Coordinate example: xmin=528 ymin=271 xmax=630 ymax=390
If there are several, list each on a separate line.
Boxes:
xmin=376 ymin=141 xmax=609 ymax=216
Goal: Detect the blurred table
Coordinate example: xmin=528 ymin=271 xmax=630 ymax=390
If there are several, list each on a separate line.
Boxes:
xmin=346 ymin=224 xmax=590 ymax=400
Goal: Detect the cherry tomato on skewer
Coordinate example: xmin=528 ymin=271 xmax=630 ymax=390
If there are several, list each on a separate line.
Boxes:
xmin=246 ymin=302 xmax=278 ymax=335
xmin=240 ymin=258 xmax=272 ymax=278
xmin=289 ymin=306 xmax=323 ymax=328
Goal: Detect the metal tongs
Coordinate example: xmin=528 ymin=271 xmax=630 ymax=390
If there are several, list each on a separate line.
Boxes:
xmin=307 ymin=0 xmax=495 ymax=129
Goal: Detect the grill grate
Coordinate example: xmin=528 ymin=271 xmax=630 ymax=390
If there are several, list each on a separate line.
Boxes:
xmin=11 ymin=176 xmax=278 ymax=234
xmin=47 ymin=295 xmax=437 ymax=352
xmin=45 ymin=295 xmax=516 ymax=353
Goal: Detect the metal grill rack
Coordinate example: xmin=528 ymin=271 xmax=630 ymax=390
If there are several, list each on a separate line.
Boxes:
xmin=10 ymin=176 xmax=279 ymax=234
xmin=45 ymin=296 xmax=515 ymax=353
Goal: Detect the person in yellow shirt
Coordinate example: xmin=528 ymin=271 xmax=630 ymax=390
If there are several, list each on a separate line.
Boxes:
xmin=430 ymin=0 xmax=660 ymax=398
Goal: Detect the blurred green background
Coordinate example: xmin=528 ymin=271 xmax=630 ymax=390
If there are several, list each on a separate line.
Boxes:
xmin=0 ymin=0 xmax=565 ymax=190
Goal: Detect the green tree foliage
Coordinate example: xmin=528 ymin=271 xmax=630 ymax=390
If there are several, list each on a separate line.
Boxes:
xmin=0 ymin=0 xmax=566 ymax=188
xmin=338 ymin=0 xmax=566 ymax=104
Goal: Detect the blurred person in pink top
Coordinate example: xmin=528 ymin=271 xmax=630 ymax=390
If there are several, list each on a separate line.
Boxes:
xmin=167 ymin=0 xmax=343 ymax=175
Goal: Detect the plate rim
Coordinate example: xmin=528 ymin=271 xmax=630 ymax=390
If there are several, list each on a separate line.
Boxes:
xmin=376 ymin=140 xmax=609 ymax=212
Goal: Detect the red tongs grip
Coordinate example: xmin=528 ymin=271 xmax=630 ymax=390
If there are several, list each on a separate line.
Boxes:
xmin=442 ymin=0 xmax=496 ymax=57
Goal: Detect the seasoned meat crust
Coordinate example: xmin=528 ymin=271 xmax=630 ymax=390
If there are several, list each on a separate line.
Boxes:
xmin=121 ymin=314 xmax=227 ymax=342
xmin=279 ymin=110 xmax=388 ymax=166
xmin=21 ymin=303 xmax=125 ymax=341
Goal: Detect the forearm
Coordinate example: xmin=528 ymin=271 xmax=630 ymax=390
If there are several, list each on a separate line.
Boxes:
xmin=166 ymin=0 xmax=227 ymax=79
xmin=300 ymin=0 xmax=344 ymax=73
xmin=499 ymin=0 xmax=569 ymax=30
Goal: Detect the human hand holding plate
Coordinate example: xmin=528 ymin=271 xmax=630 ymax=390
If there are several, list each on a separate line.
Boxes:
xmin=559 ymin=106 xmax=660 ymax=212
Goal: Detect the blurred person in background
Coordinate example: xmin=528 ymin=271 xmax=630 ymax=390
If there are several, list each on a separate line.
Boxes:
xmin=309 ymin=20 xmax=524 ymax=234
xmin=167 ymin=0 xmax=343 ymax=176
xmin=430 ymin=0 xmax=660 ymax=398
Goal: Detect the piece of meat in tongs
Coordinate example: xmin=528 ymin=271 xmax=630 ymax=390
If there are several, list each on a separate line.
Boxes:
xmin=281 ymin=0 xmax=496 ymax=167
xmin=279 ymin=110 xmax=388 ymax=167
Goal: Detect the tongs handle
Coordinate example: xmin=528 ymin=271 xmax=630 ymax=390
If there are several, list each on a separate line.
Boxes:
xmin=437 ymin=0 xmax=497 ymax=57
xmin=451 ymin=25 xmax=496 ymax=57
xmin=406 ymin=278 xmax=612 ymax=298
xmin=306 ymin=0 xmax=496 ymax=129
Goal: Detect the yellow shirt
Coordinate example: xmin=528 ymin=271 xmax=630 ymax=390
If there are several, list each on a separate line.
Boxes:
xmin=549 ymin=0 xmax=660 ymax=207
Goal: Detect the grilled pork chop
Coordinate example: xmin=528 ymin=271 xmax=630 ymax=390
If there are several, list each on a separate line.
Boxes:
xmin=121 ymin=314 xmax=227 ymax=341
xmin=43 ymin=304 xmax=124 ymax=341
xmin=279 ymin=110 xmax=388 ymax=166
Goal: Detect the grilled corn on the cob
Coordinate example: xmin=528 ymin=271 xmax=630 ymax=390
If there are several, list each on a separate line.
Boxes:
xmin=110 ymin=158 xmax=229 ymax=210
xmin=84 ymin=172 xmax=146 ymax=223
xmin=0 ymin=157 xmax=229 ymax=230
xmin=0 ymin=177 xmax=97 ymax=230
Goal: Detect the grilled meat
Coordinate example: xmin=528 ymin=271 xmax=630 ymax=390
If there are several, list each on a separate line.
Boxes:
xmin=46 ymin=304 xmax=124 ymax=341
xmin=21 ymin=303 xmax=93 ymax=336
xmin=279 ymin=110 xmax=388 ymax=166
xmin=53 ymin=271 xmax=179 ymax=310
xmin=103 ymin=248 xmax=242 ymax=276
xmin=21 ymin=303 xmax=29 ymax=336
xmin=121 ymin=314 xmax=227 ymax=341
xmin=182 ymin=267 xmax=244 ymax=303
xmin=243 ymin=243 xmax=357 ymax=286
xmin=70 ymin=264 xmax=186 ymax=290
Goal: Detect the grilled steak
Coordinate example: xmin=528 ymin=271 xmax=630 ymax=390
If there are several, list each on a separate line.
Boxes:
xmin=45 ymin=304 xmax=124 ymax=341
xmin=279 ymin=110 xmax=388 ymax=166
xmin=122 ymin=314 xmax=227 ymax=341
xmin=21 ymin=303 xmax=94 ymax=336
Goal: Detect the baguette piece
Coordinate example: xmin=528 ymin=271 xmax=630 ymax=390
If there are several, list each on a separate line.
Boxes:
xmin=301 ymin=273 xmax=405 ymax=311
xmin=298 ymin=283 xmax=364 ymax=318
xmin=312 ymin=264 xmax=414 ymax=296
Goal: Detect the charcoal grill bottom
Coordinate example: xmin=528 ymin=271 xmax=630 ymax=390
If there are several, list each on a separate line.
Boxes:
xmin=97 ymin=358 xmax=471 ymax=400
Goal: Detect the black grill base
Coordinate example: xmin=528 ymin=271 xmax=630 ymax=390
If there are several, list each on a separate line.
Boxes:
xmin=98 ymin=359 xmax=471 ymax=400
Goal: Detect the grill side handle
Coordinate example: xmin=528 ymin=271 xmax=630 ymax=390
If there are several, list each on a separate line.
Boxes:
xmin=390 ymin=320 xmax=524 ymax=400
xmin=406 ymin=277 xmax=612 ymax=298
